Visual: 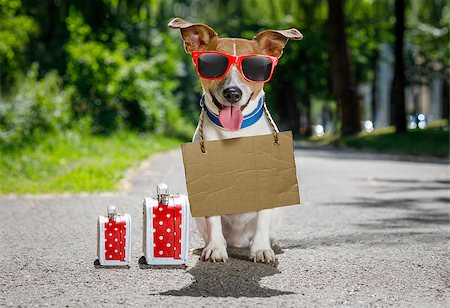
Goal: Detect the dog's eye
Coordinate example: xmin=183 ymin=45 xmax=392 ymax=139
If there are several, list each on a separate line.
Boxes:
xmin=197 ymin=54 xmax=229 ymax=78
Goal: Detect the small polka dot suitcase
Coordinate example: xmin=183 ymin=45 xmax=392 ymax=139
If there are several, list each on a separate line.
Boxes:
xmin=97 ymin=206 xmax=131 ymax=266
xmin=143 ymin=183 xmax=190 ymax=265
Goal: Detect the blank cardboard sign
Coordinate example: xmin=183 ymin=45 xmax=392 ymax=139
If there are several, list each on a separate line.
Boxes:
xmin=181 ymin=131 xmax=300 ymax=217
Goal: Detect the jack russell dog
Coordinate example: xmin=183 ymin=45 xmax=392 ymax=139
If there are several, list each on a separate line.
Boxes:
xmin=169 ymin=18 xmax=302 ymax=263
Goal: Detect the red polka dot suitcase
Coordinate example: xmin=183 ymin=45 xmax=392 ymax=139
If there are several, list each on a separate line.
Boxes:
xmin=143 ymin=183 xmax=190 ymax=265
xmin=97 ymin=206 xmax=131 ymax=266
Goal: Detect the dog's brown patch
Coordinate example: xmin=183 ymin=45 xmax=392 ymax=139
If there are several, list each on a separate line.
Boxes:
xmin=201 ymin=38 xmax=265 ymax=100
xmin=169 ymin=18 xmax=303 ymax=106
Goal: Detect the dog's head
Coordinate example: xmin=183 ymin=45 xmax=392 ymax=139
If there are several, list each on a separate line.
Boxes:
xmin=169 ymin=18 xmax=302 ymax=112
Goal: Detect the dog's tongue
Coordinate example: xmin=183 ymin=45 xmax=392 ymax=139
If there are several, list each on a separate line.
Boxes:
xmin=218 ymin=105 xmax=243 ymax=131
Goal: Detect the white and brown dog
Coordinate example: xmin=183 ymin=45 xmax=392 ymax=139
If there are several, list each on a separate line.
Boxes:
xmin=169 ymin=18 xmax=302 ymax=263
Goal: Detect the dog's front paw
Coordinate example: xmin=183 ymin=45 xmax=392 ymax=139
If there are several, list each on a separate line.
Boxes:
xmin=201 ymin=243 xmax=228 ymax=262
xmin=250 ymin=244 xmax=276 ymax=263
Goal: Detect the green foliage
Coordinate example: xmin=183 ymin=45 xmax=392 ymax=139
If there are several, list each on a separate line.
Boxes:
xmin=1 ymin=0 xmax=448 ymax=147
xmin=0 ymin=131 xmax=182 ymax=194
xmin=407 ymin=0 xmax=449 ymax=80
xmin=66 ymin=6 xmax=92 ymax=43
xmin=346 ymin=0 xmax=394 ymax=82
xmin=65 ymin=39 xmax=127 ymax=132
xmin=0 ymin=0 xmax=37 ymax=92
xmin=0 ymin=64 xmax=70 ymax=147
xmin=65 ymin=7 xmax=193 ymax=136
xmin=341 ymin=123 xmax=449 ymax=158
xmin=307 ymin=121 xmax=449 ymax=158
xmin=118 ymin=57 xmax=185 ymax=134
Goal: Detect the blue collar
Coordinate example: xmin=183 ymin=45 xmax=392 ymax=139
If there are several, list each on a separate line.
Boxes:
xmin=200 ymin=94 xmax=264 ymax=129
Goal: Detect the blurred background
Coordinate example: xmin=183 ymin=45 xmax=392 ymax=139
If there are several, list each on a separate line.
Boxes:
xmin=0 ymin=0 xmax=448 ymax=194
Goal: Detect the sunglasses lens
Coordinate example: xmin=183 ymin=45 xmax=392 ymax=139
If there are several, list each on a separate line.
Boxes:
xmin=197 ymin=53 xmax=229 ymax=78
xmin=242 ymin=56 xmax=273 ymax=81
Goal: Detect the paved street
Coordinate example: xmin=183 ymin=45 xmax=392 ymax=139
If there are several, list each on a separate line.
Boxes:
xmin=1 ymin=146 xmax=449 ymax=307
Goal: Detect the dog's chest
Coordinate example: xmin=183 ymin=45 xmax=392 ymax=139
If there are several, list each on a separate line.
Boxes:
xmin=221 ymin=212 xmax=258 ymax=247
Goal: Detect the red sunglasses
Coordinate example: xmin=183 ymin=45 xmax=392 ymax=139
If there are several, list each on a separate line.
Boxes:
xmin=191 ymin=51 xmax=278 ymax=83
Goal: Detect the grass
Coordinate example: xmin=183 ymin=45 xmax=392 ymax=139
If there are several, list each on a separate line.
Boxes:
xmin=303 ymin=120 xmax=449 ymax=158
xmin=1 ymin=120 xmax=447 ymax=195
xmin=0 ymin=131 xmax=183 ymax=194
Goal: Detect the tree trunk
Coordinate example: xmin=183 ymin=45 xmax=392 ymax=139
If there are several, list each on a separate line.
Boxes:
xmin=286 ymin=81 xmax=301 ymax=136
xmin=390 ymin=0 xmax=407 ymax=133
xmin=273 ymin=62 xmax=301 ymax=135
xmin=371 ymin=50 xmax=378 ymax=127
xmin=303 ymin=62 xmax=313 ymax=137
xmin=145 ymin=1 xmax=152 ymax=58
xmin=443 ymin=79 xmax=449 ymax=121
xmin=278 ymin=80 xmax=300 ymax=136
xmin=327 ymin=0 xmax=361 ymax=136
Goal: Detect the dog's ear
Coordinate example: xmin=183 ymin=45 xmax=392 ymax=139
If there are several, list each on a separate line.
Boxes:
xmin=168 ymin=17 xmax=218 ymax=54
xmin=253 ymin=28 xmax=303 ymax=58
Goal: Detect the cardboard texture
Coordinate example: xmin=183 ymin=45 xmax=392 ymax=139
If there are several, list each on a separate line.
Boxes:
xmin=181 ymin=131 xmax=300 ymax=217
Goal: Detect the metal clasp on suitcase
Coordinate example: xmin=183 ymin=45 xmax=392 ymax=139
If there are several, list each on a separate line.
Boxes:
xmin=157 ymin=183 xmax=170 ymax=205
xmin=108 ymin=205 xmax=117 ymax=221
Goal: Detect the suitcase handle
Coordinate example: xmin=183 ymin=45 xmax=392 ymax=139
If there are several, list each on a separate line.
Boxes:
xmin=107 ymin=205 xmax=117 ymax=221
xmin=157 ymin=183 xmax=170 ymax=205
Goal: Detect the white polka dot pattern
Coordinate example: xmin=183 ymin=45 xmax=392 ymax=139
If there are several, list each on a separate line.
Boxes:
xmin=151 ymin=201 xmax=184 ymax=259
xmin=103 ymin=218 xmax=127 ymax=261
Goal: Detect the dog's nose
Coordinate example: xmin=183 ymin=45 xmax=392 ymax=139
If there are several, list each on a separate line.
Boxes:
xmin=223 ymin=87 xmax=242 ymax=104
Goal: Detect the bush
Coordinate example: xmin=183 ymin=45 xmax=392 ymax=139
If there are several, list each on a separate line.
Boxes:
xmin=1 ymin=6 xmax=194 ymax=149
xmin=118 ymin=56 xmax=185 ymax=133
xmin=0 ymin=64 xmax=70 ymax=147
xmin=65 ymin=8 xmax=193 ymax=137
xmin=0 ymin=0 xmax=37 ymax=92
xmin=66 ymin=40 xmax=127 ymax=133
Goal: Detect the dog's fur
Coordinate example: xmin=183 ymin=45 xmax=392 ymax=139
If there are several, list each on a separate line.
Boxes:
xmin=169 ymin=18 xmax=302 ymax=263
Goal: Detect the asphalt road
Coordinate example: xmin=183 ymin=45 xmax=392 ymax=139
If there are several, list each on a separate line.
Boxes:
xmin=1 ymin=146 xmax=449 ymax=307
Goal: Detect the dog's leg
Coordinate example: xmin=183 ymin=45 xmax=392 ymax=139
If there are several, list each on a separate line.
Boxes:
xmin=201 ymin=215 xmax=228 ymax=262
xmin=250 ymin=209 xmax=275 ymax=263
xmin=269 ymin=207 xmax=284 ymax=247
